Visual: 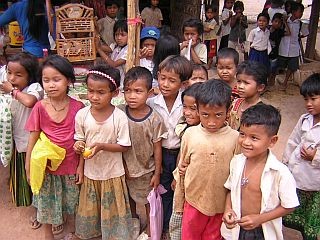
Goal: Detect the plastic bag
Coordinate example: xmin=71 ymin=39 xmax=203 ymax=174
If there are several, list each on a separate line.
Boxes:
xmin=30 ymin=132 xmax=66 ymax=194
xmin=147 ymin=184 xmax=167 ymax=240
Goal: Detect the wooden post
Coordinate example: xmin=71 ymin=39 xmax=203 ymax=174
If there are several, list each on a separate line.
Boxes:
xmin=305 ymin=0 xmax=319 ymax=60
xmin=135 ymin=0 xmax=141 ymax=66
xmin=126 ymin=0 xmax=136 ymax=71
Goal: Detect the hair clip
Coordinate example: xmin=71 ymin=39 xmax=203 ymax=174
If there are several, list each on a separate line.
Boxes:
xmin=87 ymin=70 xmax=118 ymax=88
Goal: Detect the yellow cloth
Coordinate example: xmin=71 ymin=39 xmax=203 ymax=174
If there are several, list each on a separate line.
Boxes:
xmin=30 ymin=132 xmax=66 ymax=194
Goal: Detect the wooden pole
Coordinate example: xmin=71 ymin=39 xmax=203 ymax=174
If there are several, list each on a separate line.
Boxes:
xmin=305 ymin=0 xmax=319 ymax=60
xmin=135 ymin=0 xmax=141 ymax=66
xmin=126 ymin=0 xmax=136 ymax=71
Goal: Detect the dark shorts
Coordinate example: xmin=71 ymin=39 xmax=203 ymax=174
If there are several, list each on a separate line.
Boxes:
xmin=239 ymin=227 xmax=265 ymax=240
xmin=278 ymin=56 xmax=299 ymax=72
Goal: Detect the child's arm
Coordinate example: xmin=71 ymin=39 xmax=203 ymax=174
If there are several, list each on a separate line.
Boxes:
xmin=229 ymin=14 xmax=238 ymax=28
xmin=25 ymin=131 xmax=41 ymax=183
xmin=283 ymin=17 xmax=291 ymax=36
xmin=190 ymin=46 xmax=204 ymax=65
xmin=150 ymin=140 xmax=162 ymax=189
xmin=222 ymin=10 xmax=232 ymax=26
xmin=222 ymin=191 xmax=238 ymax=229
xmin=76 ymin=155 xmax=84 ymax=184
xmin=95 ymin=39 xmax=126 ymax=68
xmin=241 ymin=15 xmax=248 ymax=29
xmin=89 ymin=143 xmax=129 ymax=156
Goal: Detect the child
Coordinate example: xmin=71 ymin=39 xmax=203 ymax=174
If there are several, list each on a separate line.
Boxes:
xmin=216 ymin=47 xmax=239 ymax=100
xmin=221 ymin=103 xmax=299 ymax=240
xmin=119 ymin=66 xmax=167 ymax=237
xmin=97 ymin=0 xmax=119 ymax=46
xmin=267 ymin=0 xmax=286 ymax=25
xmin=268 ymin=13 xmax=291 ymax=87
xmin=228 ymin=1 xmax=248 ymax=61
xmin=25 ymin=55 xmax=84 ymax=239
xmin=96 ymin=20 xmax=128 ymax=89
xmin=73 ymin=64 xmax=132 ymax=239
xmin=180 ymin=18 xmax=207 ymax=65
xmin=147 ymin=55 xmax=192 ymax=238
xmin=219 ymin=0 xmax=234 ymax=50
xmin=186 ymin=64 xmax=208 ymax=87
xmin=248 ymin=12 xmax=271 ymax=72
xmin=278 ymin=2 xmax=308 ymax=91
xmin=229 ymin=61 xmax=267 ymax=130
xmin=175 ymin=79 xmax=239 ymax=239
xmin=202 ymin=5 xmax=219 ymax=68
xmin=282 ymin=73 xmax=320 ymax=240
xmin=141 ymin=0 xmax=163 ymax=29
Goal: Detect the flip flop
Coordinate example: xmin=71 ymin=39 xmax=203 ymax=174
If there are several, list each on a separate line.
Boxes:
xmin=52 ymin=223 xmax=64 ymax=235
xmin=29 ymin=216 xmax=42 ymax=230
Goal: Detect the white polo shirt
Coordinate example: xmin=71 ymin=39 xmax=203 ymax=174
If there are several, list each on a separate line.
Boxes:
xmin=247 ymin=27 xmax=271 ymax=52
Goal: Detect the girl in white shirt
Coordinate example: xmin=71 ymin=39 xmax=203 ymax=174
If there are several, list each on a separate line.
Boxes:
xmin=219 ymin=0 xmax=234 ymax=50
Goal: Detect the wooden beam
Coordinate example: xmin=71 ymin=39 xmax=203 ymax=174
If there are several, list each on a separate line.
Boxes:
xmin=126 ymin=0 xmax=136 ymax=71
xmin=305 ymin=0 xmax=319 ymax=59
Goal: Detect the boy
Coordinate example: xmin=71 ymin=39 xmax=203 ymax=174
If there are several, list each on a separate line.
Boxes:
xmin=222 ymin=104 xmax=299 ymax=240
xmin=97 ymin=0 xmax=119 ymax=46
xmin=119 ymin=66 xmax=167 ymax=237
xmin=147 ymin=55 xmax=192 ymax=238
xmin=141 ymin=0 xmax=163 ymax=28
xmin=278 ymin=2 xmax=308 ymax=91
xmin=216 ymin=47 xmax=239 ymax=100
xmin=176 ymin=80 xmax=239 ymax=239
xmin=180 ymin=18 xmax=207 ymax=65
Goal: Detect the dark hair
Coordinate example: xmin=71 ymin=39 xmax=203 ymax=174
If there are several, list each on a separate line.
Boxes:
xmin=205 ymin=5 xmax=218 ymax=13
xmin=233 ymin=1 xmax=244 ymax=11
xmin=105 ymin=0 xmax=120 ymax=8
xmin=272 ymin=13 xmax=284 ymax=22
xmin=257 ymin=12 xmax=270 ymax=23
xmin=158 ymin=55 xmax=193 ymax=82
xmin=27 ymin=0 xmax=47 ymax=40
xmin=181 ymin=82 xmax=202 ymax=102
xmin=271 ymin=0 xmax=284 ymax=8
xmin=300 ymin=73 xmax=320 ymax=97
xmin=285 ymin=0 xmax=294 ymax=14
xmin=241 ymin=104 xmax=281 ymax=136
xmin=182 ymin=18 xmax=204 ymax=35
xmin=196 ymin=79 xmax=232 ymax=109
xmin=7 ymin=52 xmax=40 ymax=86
xmin=236 ymin=61 xmax=267 ymax=86
xmin=192 ymin=64 xmax=208 ymax=80
xmin=291 ymin=2 xmax=304 ymax=13
xmin=217 ymin=48 xmax=239 ymax=65
xmin=152 ymin=34 xmax=180 ymax=79
xmin=113 ymin=20 xmax=128 ymax=39
xmin=86 ymin=64 xmax=120 ymax=92
xmin=222 ymin=0 xmax=234 ymax=10
xmin=124 ymin=66 xmax=153 ymax=90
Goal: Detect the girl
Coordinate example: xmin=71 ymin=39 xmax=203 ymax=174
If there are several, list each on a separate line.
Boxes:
xmin=248 ymin=12 xmax=271 ymax=73
xmin=0 ymin=53 xmax=42 ymax=209
xmin=96 ymin=20 xmax=128 ymax=89
xmin=228 ymin=1 xmax=248 ymax=61
xmin=73 ymin=65 xmax=132 ymax=239
xmin=25 ymin=55 xmax=84 ymax=240
xmin=228 ymin=61 xmax=266 ymax=131
xmin=219 ymin=0 xmax=234 ymax=51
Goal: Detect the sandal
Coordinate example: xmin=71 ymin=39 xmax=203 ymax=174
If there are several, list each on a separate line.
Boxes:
xmin=52 ymin=223 xmax=64 ymax=235
xmin=161 ymin=230 xmax=170 ymax=240
xmin=29 ymin=216 xmax=42 ymax=230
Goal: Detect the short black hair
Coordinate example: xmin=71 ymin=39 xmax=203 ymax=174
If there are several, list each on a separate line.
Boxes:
xmin=181 ymin=82 xmax=202 ymax=102
xmin=86 ymin=64 xmax=120 ymax=92
xmin=257 ymin=12 xmax=270 ymax=23
xmin=192 ymin=64 xmax=208 ymax=80
xmin=300 ymin=73 xmax=320 ymax=97
xmin=205 ymin=5 xmax=218 ymax=13
xmin=217 ymin=48 xmax=239 ymax=66
xmin=196 ymin=79 xmax=232 ymax=109
xmin=124 ymin=66 xmax=153 ymax=90
xmin=113 ymin=20 xmax=128 ymax=39
xmin=236 ymin=61 xmax=267 ymax=86
xmin=158 ymin=55 xmax=193 ymax=82
xmin=105 ymin=0 xmax=119 ymax=8
xmin=233 ymin=1 xmax=244 ymax=11
xmin=241 ymin=104 xmax=281 ymax=136
xmin=272 ymin=13 xmax=284 ymax=22
xmin=291 ymin=1 xmax=304 ymax=13
xmin=182 ymin=18 xmax=204 ymax=35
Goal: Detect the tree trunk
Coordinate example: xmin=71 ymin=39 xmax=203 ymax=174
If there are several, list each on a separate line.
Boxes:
xmin=305 ymin=0 xmax=319 ymax=60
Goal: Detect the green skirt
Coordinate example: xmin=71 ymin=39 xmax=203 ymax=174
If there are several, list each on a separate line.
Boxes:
xmin=283 ymin=189 xmax=320 ymax=240
xmin=9 ymin=150 xmax=32 ymax=207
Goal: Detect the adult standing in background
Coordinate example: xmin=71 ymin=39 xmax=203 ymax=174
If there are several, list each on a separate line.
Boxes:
xmin=0 ymin=0 xmax=50 ymax=58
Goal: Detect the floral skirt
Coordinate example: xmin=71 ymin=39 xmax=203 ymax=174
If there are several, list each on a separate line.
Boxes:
xmin=283 ymin=189 xmax=320 ymax=240
xmin=33 ymin=173 xmax=79 ymax=225
xmin=75 ymin=175 xmax=132 ymax=240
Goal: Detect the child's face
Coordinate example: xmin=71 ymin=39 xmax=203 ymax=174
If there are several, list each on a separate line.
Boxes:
xmin=205 ymin=9 xmax=216 ymax=20
xmin=225 ymin=0 xmax=234 ymax=9
xmin=183 ymin=95 xmax=200 ymax=125
xmin=151 ymin=0 xmax=159 ymax=7
xmin=304 ymin=95 xmax=320 ymax=117
xmin=157 ymin=69 xmax=182 ymax=98
xmin=272 ymin=18 xmax=282 ymax=29
xmin=7 ymin=61 xmax=29 ymax=91
xmin=183 ymin=27 xmax=200 ymax=45
xmin=198 ymin=103 xmax=227 ymax=133
xmin=42 ymin=66 xmax=70 ymax=98
xmin=124 ymin=79 xmax=151 ymax=109
xmin=87 ymin=77 xmax=117 ymax=110
xmin=217 ymin=58 xmax=237 ymax=84
xmin=187 ymin=69 xmax=207 ymax=87
xmin=258 ymin=16 xmax=268 ymax=30
xmin=237 ymin=73 xmax=264 ymax=99
xmin=239 ymin=124 xmax=277 ymax=160
xmin=141 ymin=38 xmax=157 ymax=59
xmin=292 ymin=9 xmax=303 ymax=20
xmin=234 ymin=7 xmax=243 ymax=14
xmin=106 ymin=4 xmax=119 ymax=19
xmin=115 ymin=29 xmax=128 ymax=47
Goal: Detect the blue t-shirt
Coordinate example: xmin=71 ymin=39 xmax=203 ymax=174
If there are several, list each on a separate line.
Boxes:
xmin=0 ymin=0 xmax=50 ymax=57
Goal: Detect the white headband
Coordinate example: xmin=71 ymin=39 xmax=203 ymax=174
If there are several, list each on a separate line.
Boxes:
xmin=88 ymin=70 xmax=117 ymax=88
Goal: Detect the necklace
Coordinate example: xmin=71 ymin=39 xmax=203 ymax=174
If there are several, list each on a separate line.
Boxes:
xmin=49 ymin=97 xmax=68 ymax=112
xmin=241 ymin=160 xmax=265 ymax=187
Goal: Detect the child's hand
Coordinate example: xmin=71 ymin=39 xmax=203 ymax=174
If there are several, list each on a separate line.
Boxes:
xmin=0 ymin=81 xmax=13 ymax=94
xmin=171 ymin=179 xmax=176 ymax=191
xmin=229 ymin=11 xmax=233 ymax=18
xmin=25 ymin=165 xmax=31 ymax=184
xmin=238 ymin=214 xmax=262 ymax=230
xmin=300 ymin=145 xmax=316 ymax=161
xmin=87 ymin=142 xmax=102 ymax=159
xmin=181 ymin=40 xmax=189 ymax=49
xmin=178 ymin=161 xmax=189 ymax=175
xmin=150 ymin=173 xmax=160 ymax=189
xmin=73 ymin=140 xmax=85 ymax=155
xmin=75 ymin=165 xmax=84 ymax=185
xmin=222 ymin=210 xmax=238 ymax=229
xmin=139 ymin=47 xmax=149 ymax=59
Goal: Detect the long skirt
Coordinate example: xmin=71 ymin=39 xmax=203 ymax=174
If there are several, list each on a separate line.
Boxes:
xmin=283 ymin=189 xmax=320 ymax=240
xmin=248 ymin=48 xmax=270 ymax=73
